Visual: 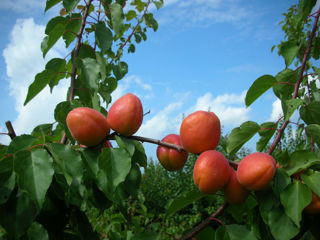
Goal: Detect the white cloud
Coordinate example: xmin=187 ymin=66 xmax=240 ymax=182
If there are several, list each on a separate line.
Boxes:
xmin=137 ymin=101 xmax=183 ymax=139
xmin=189 ymin=92 xmax=250 ymax=127
xmin=3 ymin=18 xmax=67 ymax=137
xmin=0 ymin=0 xmax=44 ymax=13
xmin=269 ymin=99 xmax=283 ymax=122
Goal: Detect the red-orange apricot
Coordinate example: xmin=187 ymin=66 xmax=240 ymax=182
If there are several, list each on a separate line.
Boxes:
xmin=107 ymin=93 xmax=143 ymax=136
xmin=304 ymin=191 xmax=320 ymax=214
xmin=237 ymin=152 xmax=276 ymax=191
xmin=193 ymin=150 xmax=231 ymax=194
xmin=180 ymin=111 xmax=221 ymax=154
xmin=156 ymin=134 xmax=188 ymax=171
xmin=224 ymin=168 xmax=250 ymax=205
xmin=66 ymin=107 xmax=110 ymax=146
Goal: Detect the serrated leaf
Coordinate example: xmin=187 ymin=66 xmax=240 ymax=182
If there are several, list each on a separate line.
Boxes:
xmin=24 ymin=58 xmax=66 ymax=105
xmin=111 ymin=3 xmax=124 ymax=36
xmin=165 ymin=190 xmax=205 ymax=217
xmin=115 ymin=135 xmax=135 ymax=156
xmin=301 ymin=171 xmax=320 ymax=197
xmin=245 ymin=75 xmax=277 ymax=107
xmin=80 ymin=58 xmax=100 ymax=91
xmin=0 ymin=190 xmax=37 ymax=239
xmin=280 ymin=180 xmax=312 ymax=227
xmin=112 ymin=61 xmax=128 ymax=80
xmin=14 ymin=149 xmax=54 ymax=209
xmin=306 ymin=124 xmax=320 ymax=147
xmin=63 ymin=0 xmax=79 ymax=12
xmin=286 ymin=150 xmax=320 ymax=176
xmin=97 ymin=148 xmax=131 ymax=196
xmin=300 ymin=101 xmax=320 ymax=125
xmin=279 ymin=41 xmax=300 ymax=68
xmin=273 ymin=69 xmax=297 ymax=100
xmin=225 ymin=224 xmax=258 ymax=240
xmin=282 ymin=99 xmax=303 ymax=121
xmin=47 ymin=143 xmax=83 ymax=185
xmin=226 ymin=121 xmax=260 ymax=155
xmin=7 ymin=135 xmax=38 ymax=155
xmin=63 ymin=13 xmax=81 ymax=47
xmin=266 ymin=206 xmax=299 ymax=240
xmin=95 ymin=22 xmax=113 ymax=54
xmin=45 ymin=0 xmax=62 ymax=12
xmin=256 ymin=122 xmax=277 ymax=152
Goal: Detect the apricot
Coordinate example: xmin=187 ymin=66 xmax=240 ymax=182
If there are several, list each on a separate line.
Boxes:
xmin=193 ymin=150 xmax=231 ymax=194
xmin=304 ymin=191 xmax=320 ymax=214
xmin=224 ymin=168 xmax=249 ymax=205
xmin=180 ymin=110 xmax=220 ymax=154
xmin=66 ymin=107 xmax=110 ymax=146
xmin=156 ymin=134 xmax=188 ymax=171
xmin=107 ymin=93 xmax=143 ymax=136
xmin=237 ymin=152 xmax=276 ymax=191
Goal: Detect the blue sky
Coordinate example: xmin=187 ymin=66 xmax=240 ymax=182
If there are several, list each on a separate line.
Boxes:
xmin=0 ymin=0 xmax=314 ymax=159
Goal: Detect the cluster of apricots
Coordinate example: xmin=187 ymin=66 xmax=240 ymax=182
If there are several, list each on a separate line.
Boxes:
xmin=157 ymin=110 xmax=277 ymax=205
xmin=66 ymin=93 xmax=320 ymax=210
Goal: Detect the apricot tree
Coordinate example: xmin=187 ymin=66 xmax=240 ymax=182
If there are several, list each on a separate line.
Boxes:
xmin=0 ymin=0 xmax=320 ymax=239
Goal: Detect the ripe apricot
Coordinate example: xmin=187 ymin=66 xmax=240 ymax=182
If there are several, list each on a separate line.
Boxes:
xmin=180 ymin=111 xmax=220 ymax=154
xmin=156 ymin=134 xmax=188 ymax=171
xmin=193 ymin=150 xmax=231 ymax=194
xmin=304 ymin=191 xmax=320 ymax=214
xmin=66 ymin=107 xmax=110 ymax=146
xmin=237 ymin=152 xmax=276 ymax=191
xmin=224 ymin=168 xmax=249 ymax=205
xmin=107 ymin=93 xmax=143 ymax=136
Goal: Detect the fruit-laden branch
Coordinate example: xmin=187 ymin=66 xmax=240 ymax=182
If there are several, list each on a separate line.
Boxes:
xmin=5 ymin=121 xmax=16 ymax=140
xmin=60 ymin=0 xmax=93 ymax=145
xmin=179 ymin=203 xmax=229 ymax=240
xmin=107 ymin=133 xmax=239 ymax=167
xmin=268 ymin=6 xmax=320 ymax=155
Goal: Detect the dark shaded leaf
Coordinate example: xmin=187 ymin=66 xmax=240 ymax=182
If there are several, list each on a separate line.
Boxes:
xmin=63 ymin=0 xmax=80 ymax=12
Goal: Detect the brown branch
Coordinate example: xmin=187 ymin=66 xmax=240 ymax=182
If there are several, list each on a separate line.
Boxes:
xmin=268 ymin=6 xmax=320 ymax=155
xmin=179 ymin=203 xmax=229 ymax=240
xmin=5 ymin=121 xmax=16 ymax=140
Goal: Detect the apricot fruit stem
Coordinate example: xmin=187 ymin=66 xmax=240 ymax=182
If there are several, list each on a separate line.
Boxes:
xmin=5 ymin=120 xmax=16 ymax=140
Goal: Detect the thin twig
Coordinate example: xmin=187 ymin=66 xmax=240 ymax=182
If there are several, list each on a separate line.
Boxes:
xmin=268 ymin=6 xmax=320 ymax=155
xmin=5 ymin=121 xmax=16 ymax=139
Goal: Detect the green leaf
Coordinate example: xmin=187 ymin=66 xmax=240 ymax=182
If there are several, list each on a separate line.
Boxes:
xmin=47 ymin=143 xmax=83 ymax=185
xmin=225 ymin=224 xmax=258 ymax=240
xmin=292 ymin=0 xmax=317 ymax=28
xmin=245 ymin=75 xmax=277 ymax=107
xmin=273 ymin=69 xmax=297 ymax=100
xmin=7 ymin=135 xmax=38 ymax=155
xmin=279 ymin=41 xmax=300 ymax=68
xmin=24 ymin=58 xmax=66 ymax=105
xmin=27 ymin=222 xmax=49 ymax=240
xmin=115 ymin=135 xmax=135 ymax=156
xmin=96 ymin=52 xmax=107 ymax=81
xmin=126 ymin=10 xmax=137 ymax=21
xmin=0 ymin=189 xmax=37 ymax=239
xmin=282 ymin=99 xmax=303 ymax=121
xmin=226 ymin=121 xmax=260 ymax=155
xmin=280 ymin=180 xmax=312 ymax=227
xmin=41 ymin=20 xmax=66 ymax=57
xmin=267 ymin=206 xmax=299 ymax=240
xmin=132 ymin=140 xmax=147 ymax=167
xmin=195 ymin=226 xmax=215 ymax=240
xmin=111 ymin=3 xmax=124 ymax=36
xmin=14 ymin=149 xmax=54 ymax=209
xmin=153 ymin=1 xmax=163 ymax=10
xmin=306 ymin=124 xmax=320 ymax=147
xmin=95 ymin=22 xmax=113 ymax=54
xmin=273 ymin=168 xmax=291 ymax=196
xmin=300 ymin=101 xmax=320 ymax=125
xmin=63 ymin=13 xmax=81 ymax=47
xmin=112 ymin=61 xmax=128 ymax=80
xmin=256 ymin=122 xmax=277 ymax=152
xmin=285 ymin=150 xmax=320 ymax=176
xmin=0 ymin=157 xmax=15 ymax=204
xmin=144 ymin=13 xmax=158 ymax=32
xmin=70 ymin=209 xmax=99 ymax=240
xmin=63 ymin=0 xmax=79 ymax=12
xmin=124 ymin=163 xmax=141 ymax=196
xmin=132 ymin=231 xmax=159 ymax=240
xmin=165 ymin=190 xmax=205 ymax=217
xmin=45 ymin=0 xmax=62 ymax=12
xmin=97 ymin=148 xmax=131 ymax=196
xmin=80 ymin=58 xmax=100 ymax=91
xmin=81 ymin=148 xmax=100 ymax=179
xmin=301 ymin=171 xmax=320 ymax=197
